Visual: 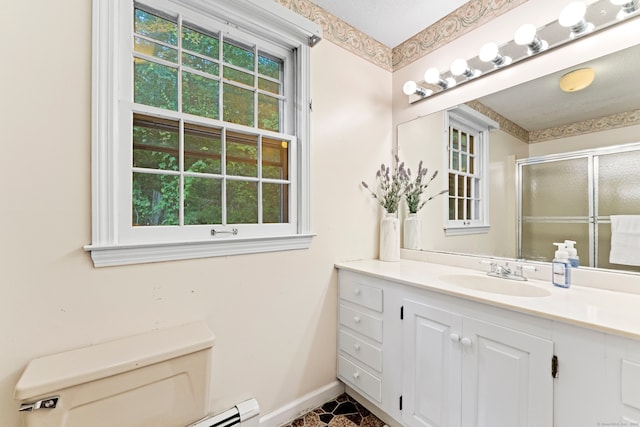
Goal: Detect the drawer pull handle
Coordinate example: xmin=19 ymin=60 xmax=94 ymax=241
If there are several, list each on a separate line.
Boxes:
xmin=353 ymin=316 xmax=361 ymax=323
xmin=450 ymin=333 xmax=460 ymax=343
xmin=354 ymin=343 xmax=361 ymax=351
xmin=461 ymin=337 xmax=472 ymax=348
xmin=353 ymin=372 xmax=360 ymax=380
xmin=354 ymin=288 xmax=362 ymax=296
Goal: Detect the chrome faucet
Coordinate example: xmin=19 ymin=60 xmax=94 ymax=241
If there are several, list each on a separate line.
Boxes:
xmin=481 ymin=260 xmax=537 ymax=281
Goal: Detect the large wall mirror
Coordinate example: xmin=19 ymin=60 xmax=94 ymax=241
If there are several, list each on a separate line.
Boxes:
xmin=398 ymin=38 xmax=640 ymax=274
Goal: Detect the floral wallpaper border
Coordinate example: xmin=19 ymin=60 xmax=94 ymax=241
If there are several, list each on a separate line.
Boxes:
xmin=392 ymin=0 xmax=528 ymax=70
xmin=529 ymin=109 xmax=640 ymax=143
xmin=466 ymin=102 xmax=640 ymax=144
xmin=466 ymin=100 xmax=529 ymax=142
xmin=274 ymin=0 xmax=393 ymax=71
xmin=274 ymin=0 xmax=526 ymax=72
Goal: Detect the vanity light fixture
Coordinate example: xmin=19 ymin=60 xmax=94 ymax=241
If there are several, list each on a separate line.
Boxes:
xmin=559 ymin=67 xmax=595 ymax=92
xmin=451 ymin=58 xmax=481 ymax=80
xmin=610 ymin=0 xmax=640 ymax=19
xmin=424 ymin=67 xmax=457 ymax=89
xmin=479 ymin=42 xmax=512 ymax=68
xmin=559 ymin=2 xmax=594 ymax=38
xmin=402 ymin=80 xmax=432 ymax=97
xmin=514 ymin=24 xmax=549 ymax=55
xmin=402 ymin=0 xmax=639 ymax=104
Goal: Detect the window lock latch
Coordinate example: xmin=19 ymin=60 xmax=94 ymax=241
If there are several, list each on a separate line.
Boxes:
xmin=211 ymin=228 xmax=239 ymax=237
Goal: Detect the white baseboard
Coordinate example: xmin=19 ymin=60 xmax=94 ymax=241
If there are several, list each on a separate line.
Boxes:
xmin=259 ymin=381 xmax=345 ymax=427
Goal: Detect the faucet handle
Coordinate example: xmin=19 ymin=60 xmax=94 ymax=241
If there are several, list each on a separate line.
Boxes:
xmin=516 ymin=264 xmax=537 ymax=272
xmin=513 ymin=263 xmax=537 ymax=280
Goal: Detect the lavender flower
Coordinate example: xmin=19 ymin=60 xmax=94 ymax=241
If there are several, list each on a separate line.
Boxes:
xmin=361 ymin=155 xmax=409 ymax=214
xmin=403 ymin=161 xmax=448 ymax=214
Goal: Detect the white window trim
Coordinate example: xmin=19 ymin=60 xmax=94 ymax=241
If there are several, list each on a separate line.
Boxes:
xmin=443 ymin=105 xmax=497 ymax=236
xmin=85 ymin=0 xmax=321 ymax=267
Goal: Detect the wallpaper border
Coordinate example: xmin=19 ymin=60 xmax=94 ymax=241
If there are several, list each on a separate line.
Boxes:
xmin=275 ymin=0 xmax=526 ymax=72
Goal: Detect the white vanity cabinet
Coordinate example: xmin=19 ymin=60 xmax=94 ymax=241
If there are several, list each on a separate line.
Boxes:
xmin=337 ymin=261 xmax=640 ymax=426
xmin=337 ymin=271 xmax=385 ymax=404
xmin=337 ymin=268 xmax=554 ymax=427
xmin=402 ymin=299 xmax=553 ymax=427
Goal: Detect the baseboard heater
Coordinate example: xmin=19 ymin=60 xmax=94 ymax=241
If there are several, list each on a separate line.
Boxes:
xmin=188 ymin=399 xmax=260 ymax=427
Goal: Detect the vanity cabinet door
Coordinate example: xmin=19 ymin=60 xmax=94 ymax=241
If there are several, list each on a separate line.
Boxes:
xmin=461 ymin=317 xmax=553 ymax=427
xmin=402 ymin=300 xmax=462 ymax=427
xmin=402 ymin=300 xmax=553 ymax=427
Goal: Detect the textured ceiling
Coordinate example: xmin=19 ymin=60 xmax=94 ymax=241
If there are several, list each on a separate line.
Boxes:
xmin=306 ymin=0 xmax=469 ymax=47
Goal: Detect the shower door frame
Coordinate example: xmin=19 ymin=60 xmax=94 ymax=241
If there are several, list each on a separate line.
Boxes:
xmin=516 ymin=142 xmax=640 ymax=268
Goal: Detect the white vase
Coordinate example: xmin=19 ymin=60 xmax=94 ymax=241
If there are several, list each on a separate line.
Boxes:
xmin=380 ymin=213 xmax=400 ymax=262
xmin=404 ymin=213 xmax=421 ymax=250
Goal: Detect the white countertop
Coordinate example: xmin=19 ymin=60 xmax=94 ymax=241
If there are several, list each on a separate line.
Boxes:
xmin=335 ymin=258 xmax=640 ymax=340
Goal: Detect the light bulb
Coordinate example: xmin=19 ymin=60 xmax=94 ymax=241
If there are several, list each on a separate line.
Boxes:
xmin=450 ymin=59 xmax=468 ymax=76
xmin=479 ymin=42 xmax=499 ymax=62
xmin=514 ymin=24 xmax=536 ymax=45
xmin=424 ymin=68 xmax=441 ymax=85
xmin=479 ymin=42 xmax=512 ymax=67
xmin=610 ymin=0 xmax=639 ymax=19
xmin=403 ymin=80 xmax=417 ymax=95
xmin=514 ymin=24 xmax=548 ymax=55
xmin=559 ymin=2 xmax=593 ymax=37
xmin=402 ymin=80 xmax=431 ymax=97
xmin=450 ymin=58 xmax=480 ymax=79
xmin=559 ymin=2 xmax=586 ymax=27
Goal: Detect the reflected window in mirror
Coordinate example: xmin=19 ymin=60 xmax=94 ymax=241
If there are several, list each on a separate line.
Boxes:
xmin=445 ymin=106 xmax=497 ymax=236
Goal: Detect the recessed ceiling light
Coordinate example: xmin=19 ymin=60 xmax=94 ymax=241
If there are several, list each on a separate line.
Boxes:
xmin=559 ymin=67 xmax=595 ymax=92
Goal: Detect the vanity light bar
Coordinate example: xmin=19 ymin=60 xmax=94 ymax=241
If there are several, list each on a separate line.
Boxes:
xmin=403 ymin=0 xmax=639 ymax=103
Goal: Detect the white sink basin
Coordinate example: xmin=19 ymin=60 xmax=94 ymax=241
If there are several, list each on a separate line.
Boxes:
xmin=439 ymin=274 xmax=551 ymax=297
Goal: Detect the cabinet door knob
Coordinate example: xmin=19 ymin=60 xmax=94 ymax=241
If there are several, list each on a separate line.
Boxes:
xmin=450 ymin=333 xmax=460 ymax=343
xmin=354 ymin=343 xmax=361 ymax=351
xmin=461 ymin=337 xmax=472 ymax=348
xmin=353 ymin=316 xmax=361 ymax=323
xmin=353 ymin=372 xmax=360 ymax=379
xmin=354 ymin=288 xmax=362 ymax=296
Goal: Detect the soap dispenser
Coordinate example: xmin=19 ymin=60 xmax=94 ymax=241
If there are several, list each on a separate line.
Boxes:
xmin=552 ymin=243 xmax=571 ymax=288
xmin=564 ymin=240 xmax=579 ymax=268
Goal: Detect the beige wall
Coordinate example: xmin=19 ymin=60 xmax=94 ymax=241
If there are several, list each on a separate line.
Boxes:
xmin=0 ymin=1 xmax=392 ymax=426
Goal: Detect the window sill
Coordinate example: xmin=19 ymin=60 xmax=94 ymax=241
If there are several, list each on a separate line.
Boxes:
xmin=444 ymin=225 xmax=490 ymax=236
xmin=84 ymin=233 xmax=315 ymax=267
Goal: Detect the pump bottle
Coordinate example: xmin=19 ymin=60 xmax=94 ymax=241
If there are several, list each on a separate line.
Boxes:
xmin=564 ymin=240 xmax=579 ymax=268
xmin=552 ymin=243 xmax=571 ymax=288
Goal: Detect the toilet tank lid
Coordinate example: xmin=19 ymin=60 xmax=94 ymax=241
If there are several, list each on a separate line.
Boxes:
xmin=14 ymin=322 xmax=215 ymax=401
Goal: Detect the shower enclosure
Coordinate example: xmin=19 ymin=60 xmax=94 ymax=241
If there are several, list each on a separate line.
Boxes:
xmin=517 ymin=142 xmax=640 ymax=272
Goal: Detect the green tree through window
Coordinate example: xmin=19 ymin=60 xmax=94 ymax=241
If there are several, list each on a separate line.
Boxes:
xmin=132 ymin=6 xmax=288 ymax=228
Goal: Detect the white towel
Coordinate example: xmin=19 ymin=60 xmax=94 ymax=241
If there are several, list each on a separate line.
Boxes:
xmin=609 ymin=215 xmax=640 ymax=266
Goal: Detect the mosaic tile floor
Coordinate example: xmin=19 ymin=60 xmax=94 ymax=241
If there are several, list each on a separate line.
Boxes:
xmin=280 ymin=394 xmax=386 ymax=427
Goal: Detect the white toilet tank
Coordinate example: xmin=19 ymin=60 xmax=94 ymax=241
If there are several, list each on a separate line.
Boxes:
xmin=14 ymin=322 xmax=215 ymax=427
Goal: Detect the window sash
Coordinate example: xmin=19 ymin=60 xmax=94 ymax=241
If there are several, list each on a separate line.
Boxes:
xmin=445 ymin=111 xmax=490 ymax=231
xmin=86 ymin=0 xmax=319 ymax=266
xmin=121 ymin=2 xmax=296 ymax=243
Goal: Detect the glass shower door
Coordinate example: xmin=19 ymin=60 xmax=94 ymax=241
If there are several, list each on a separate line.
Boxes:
xmin=596 ymin=149 xmax=640 ymax=272
xmin=519 ymin=157 xmax=591 ymax=264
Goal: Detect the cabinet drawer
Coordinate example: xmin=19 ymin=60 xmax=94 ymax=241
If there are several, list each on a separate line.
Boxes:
xmin=338 ymin=355 xmax=382 ymax=402
xmin=339 ymin=304 xmax=383 ymax=342
xmin=339 ymin=276 xmax=383 ymax=312
xmin=339 ymin=329 xmax=382 ymax=372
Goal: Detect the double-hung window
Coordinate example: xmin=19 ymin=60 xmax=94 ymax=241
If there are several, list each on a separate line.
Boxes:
xmin=445 ymin=105 xmax=497 ymax=235
xmin=87 ymin=0 xmax=321 ymax=267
